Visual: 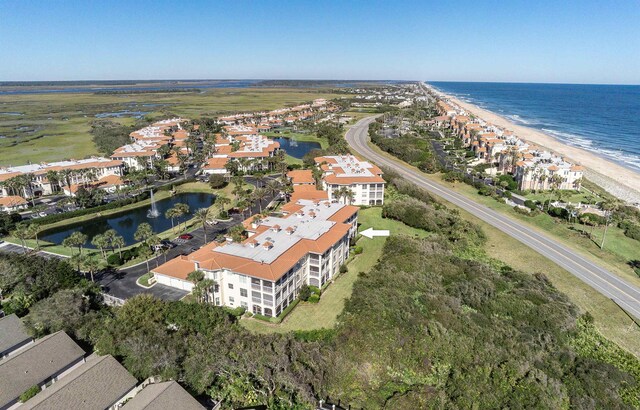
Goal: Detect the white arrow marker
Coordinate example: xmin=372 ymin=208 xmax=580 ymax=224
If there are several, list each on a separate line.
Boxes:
xmin=360 ymin=227 xmax=390 ymax=239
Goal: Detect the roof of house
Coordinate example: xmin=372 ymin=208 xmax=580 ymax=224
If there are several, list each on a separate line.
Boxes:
xmin=0 ymin=314 xmax=31 ymax=355
xmin=287 ymin=169 xmax=315 ymax=185
xmin=20 ymin=354 xmax=137 ymax=410
xmin=122 ymin=381 xmax=204 ymax=410
xmin=0 ymin=195 xmax=28 ymax=208
xmin=0 ymin=331 xmax=85 ymax=408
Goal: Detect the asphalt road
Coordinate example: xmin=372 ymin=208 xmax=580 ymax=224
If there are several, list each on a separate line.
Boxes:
xmin=346 ymin=116 xmax=640 ymax=320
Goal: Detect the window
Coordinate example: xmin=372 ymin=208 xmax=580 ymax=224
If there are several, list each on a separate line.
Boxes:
xmin=241 ymin=301 xmax=248 ymax=308
xmin=238 ymin=275 xmax=247 ymax=284
xmin=228 ymin=283 xmax=234 ymax=290
xmin=229 ymin=296 xmax=234 ymax=305
xmin=240 ymin=288 xmax=248 ymax=297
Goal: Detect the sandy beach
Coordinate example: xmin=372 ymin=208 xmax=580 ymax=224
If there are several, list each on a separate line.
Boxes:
xmin=430 ymin=86 xmax=640 ymax=204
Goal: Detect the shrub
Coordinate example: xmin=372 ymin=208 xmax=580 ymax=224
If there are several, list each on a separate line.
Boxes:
xmin=619 ymin=220 xmax=640 ymax=241
xmin=218 ymin=210 xmax=229 ymax=219
xmin=308 ymin=294 xmax=320 ymax=303
xmin=224 ymin=306 xmax=246 ymax=317
xmin=309 ymin=285 xmax=321 ymax=296
xmin=20 ymin=385 xmax=40 ymax=403
xmin=208 ymin=174 xmax=227 ymax=189
xmin=548 ymin=207 xmax=569 ymax=220
xmin=298 ymin=285 xmax=311 ymax=301
xmin=524 ymin=200 xmax=538 ymax=210
xmin=107 ymin=253 xmax=123 ymax=266
xmin=353 ymin=246 xmax=363 ymax=255
xmin=339 ymin=264 xmax=348 ymax=274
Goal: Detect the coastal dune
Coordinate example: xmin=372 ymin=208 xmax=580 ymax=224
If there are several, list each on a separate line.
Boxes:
xmin=437 ymin=90 xmax=640 ymax=204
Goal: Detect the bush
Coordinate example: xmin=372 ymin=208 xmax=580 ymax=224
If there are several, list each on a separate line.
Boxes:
xmin=107 ymin=253 xmax=123 ymax=266
xmin=524 ymin=200 xmax=538 ymax=210
xmin=208 ymin=174 xmax=227 ymax=189
xmin=309 ymin=285 xmax=321 ymax=296
xmin=308 ymin=294 xmax=320 ymax=303
xmin=353 ymin=246 xmax=363 ymax=255
xmin=20 ymin=385 xmax=40 ymax=403
xmin=224 ymin=306 xmax=246 ymax=317
xmin=548 ymin=206 xmax=569 ymax=220
xmin=339 ymin=264 xmax=348 ymax=274
xmin=619 ymin=220 xmax=640 ymax=241
xmin=218 ymin=210 xmax=229 ymax=219
xmin=298 ymin=284 xmax=311 ymax=301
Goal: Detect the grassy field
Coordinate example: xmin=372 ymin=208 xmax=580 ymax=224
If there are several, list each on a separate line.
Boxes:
xmin=360 ymin=140 xmax=640 ymax=356
xmin=428 ymin=174 xmax=640 ymax=285
xmin=240 ymin=207 xmax=430 ymax=334
xmin=0 ymin=88 xmax=340 ymax=166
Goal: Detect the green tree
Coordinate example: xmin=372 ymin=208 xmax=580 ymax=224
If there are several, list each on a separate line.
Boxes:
xmin=134 ymin=222 xmax=154 ymax=245
xmin=194 ymin=208 xmax=213 ymax=243
xmin=12 ymin=222 xmax=31 ymax=251
xmin=62 ymin=231 xmax=88 ymax=256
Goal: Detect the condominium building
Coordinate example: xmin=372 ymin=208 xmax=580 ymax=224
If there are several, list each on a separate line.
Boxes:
xmin=435 ymin=97 xmax=584 ymax=191
xmin=153 ymin=199 xmax=358 ymax=317
xmin=0 ymin=157 xmax=124 ymax=199
xmin=315 ymin=155 xmax=386 ymax=205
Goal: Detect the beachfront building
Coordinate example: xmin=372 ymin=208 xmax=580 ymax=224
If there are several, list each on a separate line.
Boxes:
xmin=434 ymin=96 xmax=584 ymax=192
xmin=152 ymin=199 xmax=358 ymax=317
xmin=0 ymin=157 xmax=125 ymax=200
xmin=514 ymin=151 xmax=584 ymax=191
xmin=315 ymin=155 xmax=386 ymax=206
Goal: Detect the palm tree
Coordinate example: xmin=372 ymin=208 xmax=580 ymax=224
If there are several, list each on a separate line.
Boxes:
xmin=194 ymin=208 xmax=213 ymax=243
xmin=134 ymin=222 xmax=154 ymax=245
xmin=254 ymin=172 xmax=265 ymax=188
xmin=111 ymin=234 xmax=125 ymax=259
xmin=12 ymin=222 xmax=31 ymax=251
xmin=59 ymin=169 xmax=76 ymax=193
xmin=252 ymin=188 xmax=268 ymax=213
xmin=175 ymin=203 xmax=190 ymax=230
xmin=165 ymin=207 xmax=180 ymax=232
xmin=62 ymin=231 xmax=88 ymax=256
xmin=80 ymin=253 xmax=103 ymax=282
xmin=311 ymin=166 xmax=324 ymax=189
xmin=265 ymin=179 xmax=281 ymax=200
xmin=46 ymin=170 xmax=61 ymax=193
xmin=214 ymin=194 xmax=231 ymax=212
xmin=91 ymin=233 xmax=109 ymax=258
xmin=28 ymin=223 xmax=41 ymax=250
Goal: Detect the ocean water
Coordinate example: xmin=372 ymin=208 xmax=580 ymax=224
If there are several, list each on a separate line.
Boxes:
xmin=428 ymin=82 xmax=640 ymax=172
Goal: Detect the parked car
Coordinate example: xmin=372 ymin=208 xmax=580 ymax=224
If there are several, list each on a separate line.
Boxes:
xmin=179 ymin=233 xmax=193 ymax=240
xmin=160 ymin=240 xmax=176 ymax=248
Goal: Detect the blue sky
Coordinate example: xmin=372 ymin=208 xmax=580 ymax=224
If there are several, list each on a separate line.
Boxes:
xmin=1 ymin=0 xmax=639 ymax=84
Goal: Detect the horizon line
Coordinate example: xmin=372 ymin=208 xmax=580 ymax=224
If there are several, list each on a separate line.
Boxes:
xmin=0 ymin=79 xmax=638 ymax=87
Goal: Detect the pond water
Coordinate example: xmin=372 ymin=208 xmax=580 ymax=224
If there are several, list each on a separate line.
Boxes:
xmin=273 ymin=137 xmax=321 ymax=159
xmin=41 ymin=192 xmax=215 ymax=247
xmin=95 ymin=110 xmax=149 ymax=119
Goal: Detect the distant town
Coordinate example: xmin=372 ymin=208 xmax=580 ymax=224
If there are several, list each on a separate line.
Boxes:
xmin=1 ymin=80 xmax=640 ymax=409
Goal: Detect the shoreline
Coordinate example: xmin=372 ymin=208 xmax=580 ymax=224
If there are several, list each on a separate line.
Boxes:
xmin=425 ymin=83 xmax=640 ymax=204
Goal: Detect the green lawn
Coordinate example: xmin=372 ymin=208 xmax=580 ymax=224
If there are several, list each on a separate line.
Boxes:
xmin=0 ymin=88 xmax=340 ymax=166
xmin=240 ymin=207 xmax=429 ymax=334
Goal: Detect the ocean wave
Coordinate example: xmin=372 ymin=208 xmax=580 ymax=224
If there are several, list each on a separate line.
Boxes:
xmin=542 ymin=128 xmax=640 ymax=171
xmin=507 ymin=114 xmax=534 ymax=125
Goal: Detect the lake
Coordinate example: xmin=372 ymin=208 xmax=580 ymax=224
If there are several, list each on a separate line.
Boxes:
xmin=41 ymin=192 xmax=215 ymax=247
xmin=273 ymin=137 xmax=321 ymax=159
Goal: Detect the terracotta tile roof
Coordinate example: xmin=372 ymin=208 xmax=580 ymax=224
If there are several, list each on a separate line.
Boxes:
xmin=0 ymin=196 xmax=27 ymax=207
xmin=287 ymin=169 xmax=315 ymax=185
